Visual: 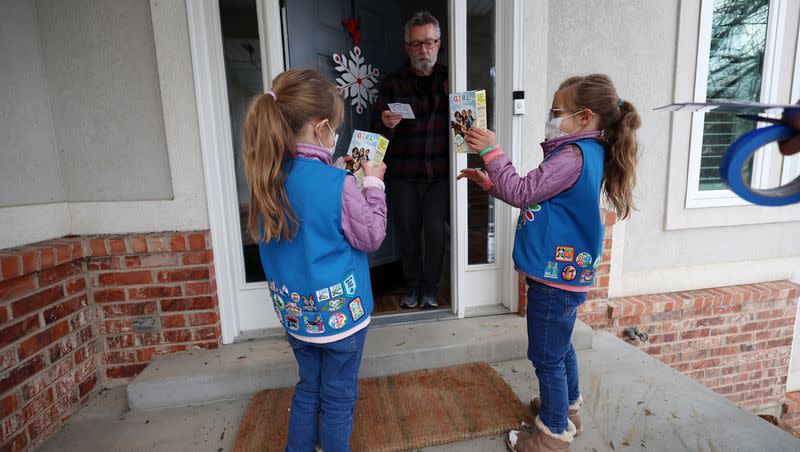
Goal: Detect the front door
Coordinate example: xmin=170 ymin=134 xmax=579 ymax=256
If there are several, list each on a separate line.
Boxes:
xmin=209 ymin=0 xmax=517 ymax=341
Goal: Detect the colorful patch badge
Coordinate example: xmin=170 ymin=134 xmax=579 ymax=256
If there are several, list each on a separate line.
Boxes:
xmin=517 ymin=204 xmax=542 ymax=229
xmin=316 ymin=288 xmax=331 ymax=302
xmin=280 ymin=285 xmax=289 ymax=296
xmin=328 ymin=313 xmax=347 ymax=330
xmin=349 ymin=297 xmax=365 ymax=321
xmin=268 ymin=280 xmax=277 ymax=292
xmin=272 ymin=294 xmax=285 ymax=311
xmin=343 ymin=272 xmax=357 ymax=296
xmin=291 ymin=292 xmax=300 ymax=303
xmin=284 ymin=303 xmax=302 ymax=316
xmin=322 ymin=299 xmax=345 ymax=312
xmin=576 ymin=252 xmax=592 ymax=268
xmin=593 ymin=256 xmax=601 ymax=270
xmin=554 ymin=246 xmax=575 ymax=263
xmin=285 ymin=315 xmax=299 ymax=331
xmin=562 ymin=265 xmax=577 ymax=282
xmin=330 ymin=283 xmax=344 ymax=298
xmin=544 ymin=261 xmax=559 ymax=279
xmin=304 ymin=315 xmax=325 ymax=334
xmin=579 ymin=269 xmax=595 ymax=284
xmin=301 ymin=296 xmax=318 ymax=311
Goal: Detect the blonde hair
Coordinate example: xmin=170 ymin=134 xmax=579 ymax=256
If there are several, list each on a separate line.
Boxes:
xmin=559 ymin=74 xmax=641 ymax=219
xmin=243 ymin=69 xmax=344 ymax=242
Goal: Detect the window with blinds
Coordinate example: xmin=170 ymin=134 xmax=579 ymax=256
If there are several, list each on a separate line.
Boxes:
xmin=698 ymin=0 xmax=768 ymax=191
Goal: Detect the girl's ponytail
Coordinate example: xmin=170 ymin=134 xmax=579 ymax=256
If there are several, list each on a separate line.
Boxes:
xmin=243 ymin=69 xmax=344 ymax=243
xmin=601 ymin=99 xmax=641 ymax=220
xmin=244 ymin=92 xmax=300 ymax=243
xmin=559 ymin=74 xmax=641 ymax=220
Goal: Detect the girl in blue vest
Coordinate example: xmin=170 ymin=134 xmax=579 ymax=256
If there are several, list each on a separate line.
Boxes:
xmin=460 ymin=74 xmax=640 ymax=452
xmin=243 ymin=68 xmax=388 ymax=452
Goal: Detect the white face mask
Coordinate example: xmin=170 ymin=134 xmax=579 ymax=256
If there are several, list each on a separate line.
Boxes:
xmin=317 ymin=122 xmax=339 ymax=154
xmin=544 ymin=110 xmax=584 ymax=141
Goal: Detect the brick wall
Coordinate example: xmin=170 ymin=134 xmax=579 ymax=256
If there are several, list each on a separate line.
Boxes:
xmin=0 ymin=231 xmax=219 ymax=450
xmin=0 ymin=239 xmax=96 ymax=451
xmin=578 ymin=281 xmax=798 ymax=419
xmin=785 ymin=392 xmax=800 ymax=430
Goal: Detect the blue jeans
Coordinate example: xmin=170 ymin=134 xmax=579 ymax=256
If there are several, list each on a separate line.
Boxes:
xmin=285 ymin=327 xmax=368 ymax=452
xmin=526 ymin=279 xmax=586 ymax=434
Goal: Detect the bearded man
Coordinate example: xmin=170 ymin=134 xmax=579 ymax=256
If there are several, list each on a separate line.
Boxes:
xmin=373 ymin=11 xmax=449 ymax=309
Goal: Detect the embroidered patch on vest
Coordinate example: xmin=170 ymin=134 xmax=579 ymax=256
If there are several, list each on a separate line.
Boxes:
xmin=284 ymin=303 xmax=302 ymax=317
xmin=554 ymin=246 xmax=575 ymax=262
xmin=576 ymin=252 xmax=592 ymax=268
xmin=285 ymin=315 xmax=299 ymax=331
xmin=301 ymin=296 xmax=317 ymax=311
xmin=343 ymin=272 xmax=357 ymax=296
xmin=330 ymin=283 xmax=344 ymax=298
xmin=329 ymin=313 xmax=347 ymax=329
xmin=316 ymin=288 xmax=331 ymax=302
xmin=562 ymin=265 xmax=577 ymax=282
xmin=593 ymin=256 xmax=601 ymax=269
xmin=272 ymin=294 xmax=285 ymax=310
xmin=291 ymin=292 xmax=300 ymax=303
xmin=579 ymin=269 xmax=595 ymax=284
xmin=304 ymin=315 xmax=325 ymax=334
xmin=544 ymin=261 xmax=559 ymax=279
xmin=349 ymin=297 xmax=365 ymax=321
xmin=280 ymin=285 xmax=289 ymax=296
xmin=322 ymin=299 xmax=345 ymax=312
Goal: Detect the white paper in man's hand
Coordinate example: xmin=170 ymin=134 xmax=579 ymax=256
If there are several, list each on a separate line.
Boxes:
xmin=387 ymin=103 xmax=415 ymax=119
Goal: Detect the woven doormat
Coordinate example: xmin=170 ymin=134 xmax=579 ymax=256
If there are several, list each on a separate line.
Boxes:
xmin=232 ymin=362 xmax=532 ymax=451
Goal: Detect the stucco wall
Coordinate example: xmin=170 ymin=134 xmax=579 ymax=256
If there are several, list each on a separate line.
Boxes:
xmin=0 ymin=0 xmax=209 ymax=249
xmin=35 ymin=0 xmax=173 ymax=202
xmin=0 ymin=1 xmax=66 ymax=207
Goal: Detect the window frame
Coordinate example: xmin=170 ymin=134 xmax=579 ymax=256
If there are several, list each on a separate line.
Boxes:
xmin=665 ymin=0 xmax=800 ymax=230
xmin=685 ymin=0 xmax=785 ymax=209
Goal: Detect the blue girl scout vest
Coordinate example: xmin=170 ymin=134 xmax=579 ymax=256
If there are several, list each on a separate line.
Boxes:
xmin=258 ymin=158 xmax=373 ymax=339
xmin=512 ymin=138 xmax=605 ymax=287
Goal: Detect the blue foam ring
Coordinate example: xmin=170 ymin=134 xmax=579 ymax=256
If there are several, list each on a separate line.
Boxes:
xmin=720 ymin=124 xmax=800 ymax=206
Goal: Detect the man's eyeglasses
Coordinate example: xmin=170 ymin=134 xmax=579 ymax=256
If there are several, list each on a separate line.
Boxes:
xmin=406 ymin=39 xmax=440 ymax=50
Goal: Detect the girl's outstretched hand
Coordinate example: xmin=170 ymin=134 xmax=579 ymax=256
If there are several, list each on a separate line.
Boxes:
xmin=363 ymin=162 xmax=387 ymax=180
xmin=457 ymin=168 xmax=492 ymax=190
xmin=465 ymin=127 xmax=496 ymax=153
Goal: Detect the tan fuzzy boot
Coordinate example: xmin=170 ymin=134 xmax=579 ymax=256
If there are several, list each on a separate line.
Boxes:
xmin=506 ymin=416 xmax=576 ymax=451
xmin=529 ymin=395 xmax=583 ymax=436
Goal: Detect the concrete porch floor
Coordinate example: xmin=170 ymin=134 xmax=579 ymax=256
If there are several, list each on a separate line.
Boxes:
xmin=40 ymin=331 xmax=798 ymax=451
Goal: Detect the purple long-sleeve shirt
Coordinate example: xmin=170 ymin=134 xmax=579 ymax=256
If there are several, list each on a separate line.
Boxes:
xmin=480 ymin=131 xmax=602 ymax=207
xmin=295 ymin=144 xmax=387 ymax=252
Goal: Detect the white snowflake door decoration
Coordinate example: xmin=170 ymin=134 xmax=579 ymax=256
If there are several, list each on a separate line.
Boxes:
xmin=333 ymin=46 xmax=380 ymax=115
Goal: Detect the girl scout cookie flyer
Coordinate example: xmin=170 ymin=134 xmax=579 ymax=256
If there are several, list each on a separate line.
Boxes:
xmin=450 ymin=89 xmax=487 ymax=153
xmin=345 ymin=130 xmax=389 ymax=187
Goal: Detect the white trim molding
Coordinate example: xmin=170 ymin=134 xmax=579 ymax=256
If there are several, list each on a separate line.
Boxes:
xmin=618 ymin=256 xmax=800 ymax=297
xmin=185 ymin=0 xmax=241 ymax=344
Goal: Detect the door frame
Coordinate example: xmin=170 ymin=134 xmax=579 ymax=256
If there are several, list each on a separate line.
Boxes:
xmin=186 ymin=0 xmax=522 ymax=344
xmin=449 ymin=0 xmax=523 ymax=316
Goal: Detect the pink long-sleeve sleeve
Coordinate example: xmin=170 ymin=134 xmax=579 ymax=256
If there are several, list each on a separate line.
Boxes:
xmin=481 ymin=145 xmax=583 ymax=208
xmin=341 ymin=175 xmax=388 ymax=252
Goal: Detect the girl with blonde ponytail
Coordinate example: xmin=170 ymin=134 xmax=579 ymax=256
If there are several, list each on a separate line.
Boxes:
xmin=243 ymin=68 xmax=388 ymax=452
xmin=459 ymin=74 xmax=640 ymax=451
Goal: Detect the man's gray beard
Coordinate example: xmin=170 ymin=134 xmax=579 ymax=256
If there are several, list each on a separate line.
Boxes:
xmin=411 ymin=55 xmax=437 ymax=72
